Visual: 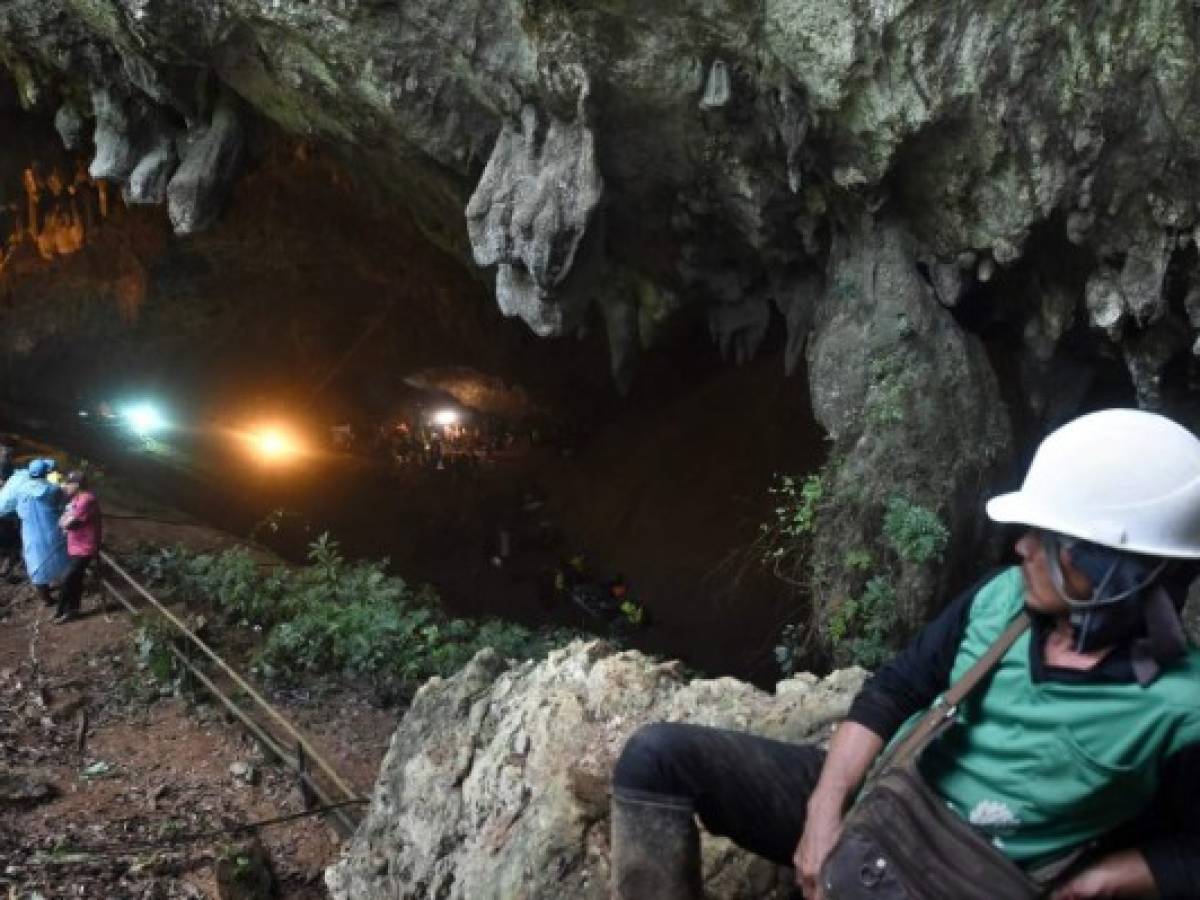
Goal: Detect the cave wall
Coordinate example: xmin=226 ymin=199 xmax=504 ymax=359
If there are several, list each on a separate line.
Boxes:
xmin=5 ymin=0 xmax=1200 ymax=650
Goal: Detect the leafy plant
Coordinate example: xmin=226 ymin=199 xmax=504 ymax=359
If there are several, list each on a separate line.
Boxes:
xmin=883 ymin=496 xmax=949 ymax=564
xmin=760 ymin=472 xmax=827 ymax=567
xmin=134 ymin=615 xmax=179 ymax=684
xmin=828 ymin=575 xmax=898 ymax=669
xmin=865 ymin=351 xmax=914 ymax=426
xmin=127 ymin=536 xmax=576 ymax=690
xmin=842 ymin=548 xmax=873 ymax=572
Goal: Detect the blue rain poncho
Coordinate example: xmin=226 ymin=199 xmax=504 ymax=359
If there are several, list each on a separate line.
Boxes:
xmin=0 ymin=468 xmax=69 ymax=585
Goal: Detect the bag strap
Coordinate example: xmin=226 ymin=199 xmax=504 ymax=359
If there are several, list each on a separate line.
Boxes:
xmin=885 ymin=611 xmax=1031 ymax=770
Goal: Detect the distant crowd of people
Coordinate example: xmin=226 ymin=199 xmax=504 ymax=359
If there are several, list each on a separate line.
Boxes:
xmin=330 ymin=415 xmax=562 ymax=475
xmin=378 ymin=421 xmax=495 ymax=473
xmin=0 ymin=447 xmax=103 ymax=624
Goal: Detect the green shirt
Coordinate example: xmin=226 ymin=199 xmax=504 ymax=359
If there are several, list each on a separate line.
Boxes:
xmin=912 ymin=567 xmax=1200 ymax=864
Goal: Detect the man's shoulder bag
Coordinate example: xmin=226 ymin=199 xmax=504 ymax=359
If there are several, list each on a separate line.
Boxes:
xmin=819 ymin=612 xmax=1058 ymax=900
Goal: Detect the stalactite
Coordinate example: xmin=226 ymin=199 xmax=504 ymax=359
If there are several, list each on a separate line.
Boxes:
xmin=22 ymin=166 xmax=39 ymax=241
xmin=9 ymin=157 xmax=106 ymax=262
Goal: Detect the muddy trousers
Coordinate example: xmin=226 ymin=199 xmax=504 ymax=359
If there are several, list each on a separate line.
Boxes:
xmin=56 ymin=555 xmax=92 ymax=618
xmin=612 ymin=723 xmax=826 ymax=875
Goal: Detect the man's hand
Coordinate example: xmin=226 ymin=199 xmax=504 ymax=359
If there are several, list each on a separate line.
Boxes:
xmin=793 ymin=722 xmax=886 ymax=900
xmin=793 ymin=794 xmax=843 ymax=899
xmin=1050 ymin=850 xmax=1158 ymax=900
xmin=1052 ymin=867 xmax=1118 ymax=900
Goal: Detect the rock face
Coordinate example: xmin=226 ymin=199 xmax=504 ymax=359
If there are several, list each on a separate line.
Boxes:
xmin=325 ymin=641 xmax=867 ymax=899
xmin=806 ymin=218 xmax=1011 ymax=655
xmin=466 ymin=102 xmax=603 ymax=338
xmin=5 ymin=2 xmax=1200 ymax=389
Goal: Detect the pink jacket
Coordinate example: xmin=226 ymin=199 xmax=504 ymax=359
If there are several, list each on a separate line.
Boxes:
xmin=64 ymin=491 xmax=102 ymax=558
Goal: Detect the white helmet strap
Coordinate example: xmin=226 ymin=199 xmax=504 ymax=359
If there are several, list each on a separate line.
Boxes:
xmin=1039 ymin=531 xmax=1166 ymax=611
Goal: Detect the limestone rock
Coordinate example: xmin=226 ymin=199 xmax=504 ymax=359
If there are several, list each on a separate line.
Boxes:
xmin=466 ymin=104 xmax=604 ymax=338
xmin=167 ymin=94 xmax=243 ymax=235
xmin=806 ymin=219 xmax=1011 ymax=650
xmin=89 ymin=87 xmax=139 ymax=182
xmin=709 ymin=295 xmax=771 ymax=365
xmin=326 ymin=642 xmax=866 ymax=899
xmin=53 ymin=102 xmax=86 ymax=151
xmin=126 ymin=136 xmax=178 ymax=206
xmin=7 ymin=0 xmax=1200 ymax=391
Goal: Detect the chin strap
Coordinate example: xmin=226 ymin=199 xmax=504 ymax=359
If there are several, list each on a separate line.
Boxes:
xmin=1040 ymin=531 xmax=1182 ymax=680
xmin=1130 ymin=585 xmax=1189 ymax=685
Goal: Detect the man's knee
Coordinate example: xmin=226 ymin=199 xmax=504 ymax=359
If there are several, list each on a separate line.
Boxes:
xmin=613 ymin=723 xmax=698 ymax=795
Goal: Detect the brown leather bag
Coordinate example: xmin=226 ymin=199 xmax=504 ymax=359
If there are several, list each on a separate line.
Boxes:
xmin=820 ymin=612 xmax=1053 ymax=900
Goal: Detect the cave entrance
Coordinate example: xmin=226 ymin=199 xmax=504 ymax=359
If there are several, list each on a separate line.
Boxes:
xmin=0 ymin=92 xmax=830 ymax=685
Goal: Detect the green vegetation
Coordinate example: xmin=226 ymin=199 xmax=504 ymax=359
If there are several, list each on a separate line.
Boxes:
xmin=827 ymin=575 xmax=898 ymax=669
xmin=130 ymin=534 xmax=576 ymax=689
xmin=865 ymin=351 xmax=915 ymax=426
xmin=842 ymin=548 xmax=873 ymax=572
xmin=762 ymin=466 xmax=950 ymax=672
xmin=883 ymin=496 xmax=950 ymax=564
xmin=761 ymin=471 xmax=827 ymax=565
xmin=134 ymin=615 xmax=179 ymax=685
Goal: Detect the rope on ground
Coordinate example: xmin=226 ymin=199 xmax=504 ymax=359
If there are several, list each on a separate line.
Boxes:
xmin=13 ymin=798 xmax=369 ymax=866
xmin=98 ymin=550 xmax=361 ymax=805
xmin=102 ymin=513 xmax=197 ymax=526
xmin=98 ymin=575 xmax=360 ymax=837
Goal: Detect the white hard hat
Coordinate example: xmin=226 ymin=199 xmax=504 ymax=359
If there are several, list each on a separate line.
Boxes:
xmin=986 ymin=408 xmax=1200 ymax=559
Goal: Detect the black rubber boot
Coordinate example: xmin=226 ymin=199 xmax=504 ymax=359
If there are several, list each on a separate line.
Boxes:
xmin=36 ymin=584 xmax=55 ymax=607
xmin=611 ymin=787 xmax=703 ymax=900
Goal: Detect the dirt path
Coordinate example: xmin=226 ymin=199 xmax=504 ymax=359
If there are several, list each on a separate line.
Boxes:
xmin=0 ymin=514 xmax=398 ymax=898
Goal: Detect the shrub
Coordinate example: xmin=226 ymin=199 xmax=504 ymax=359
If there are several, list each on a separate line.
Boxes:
xmin=128 ymin=535 xmax=576 ymax=688
xmin=865 ymin=350 xmax=918 ymax=426
xmin=828 ymin=575 xmax=898 ymax=669
xmin=883 ymin=496 xmax=950 ymax=564
xmin=760 ymin=471 xmax=827 ymax=568
xmin=759 ymin=468 xmax=951 ymax=674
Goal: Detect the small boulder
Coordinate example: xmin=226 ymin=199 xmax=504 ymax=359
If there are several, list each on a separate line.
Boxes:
xmin=0 ymin=770 xmax=57 ymax=806
xmin=229 ymin=761 xmax=259 ymax=786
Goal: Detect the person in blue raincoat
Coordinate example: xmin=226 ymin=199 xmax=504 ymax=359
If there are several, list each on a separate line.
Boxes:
xmin=0 ymin=458 xmax=69 ymax=605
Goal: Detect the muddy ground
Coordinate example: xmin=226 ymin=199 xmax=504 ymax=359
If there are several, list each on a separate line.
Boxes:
xmin=0 ymin=508 xmax=398 ymax=899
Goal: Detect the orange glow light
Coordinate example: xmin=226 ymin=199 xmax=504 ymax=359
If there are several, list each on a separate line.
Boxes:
xmin=248 ymin=426 xmax=304 ymax=463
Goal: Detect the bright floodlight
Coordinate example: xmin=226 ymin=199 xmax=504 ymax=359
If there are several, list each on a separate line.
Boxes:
xmin=251 ymin=427 xmax=301 ymax=462
xmin=432 ymin=409 xmax=459 ymax=427
xmin=124 ymin=402 xmax=167 ymax=436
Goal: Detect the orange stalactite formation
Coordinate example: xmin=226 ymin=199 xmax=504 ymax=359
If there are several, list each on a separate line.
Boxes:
xmin=1 ymin=158 xmax=108 ymax=270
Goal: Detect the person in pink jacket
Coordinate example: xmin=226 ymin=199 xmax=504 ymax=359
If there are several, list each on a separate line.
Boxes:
xmin=56 ymin=470 xmax=102 ymax=624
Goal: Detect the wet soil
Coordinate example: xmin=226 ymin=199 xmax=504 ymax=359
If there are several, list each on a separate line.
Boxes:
xmin=0 ymin=508 xmax=397 ymax=899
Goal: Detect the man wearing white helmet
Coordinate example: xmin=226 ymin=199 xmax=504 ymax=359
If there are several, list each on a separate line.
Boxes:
xmin=611 ymin=409 xmax=1200 ymax=899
